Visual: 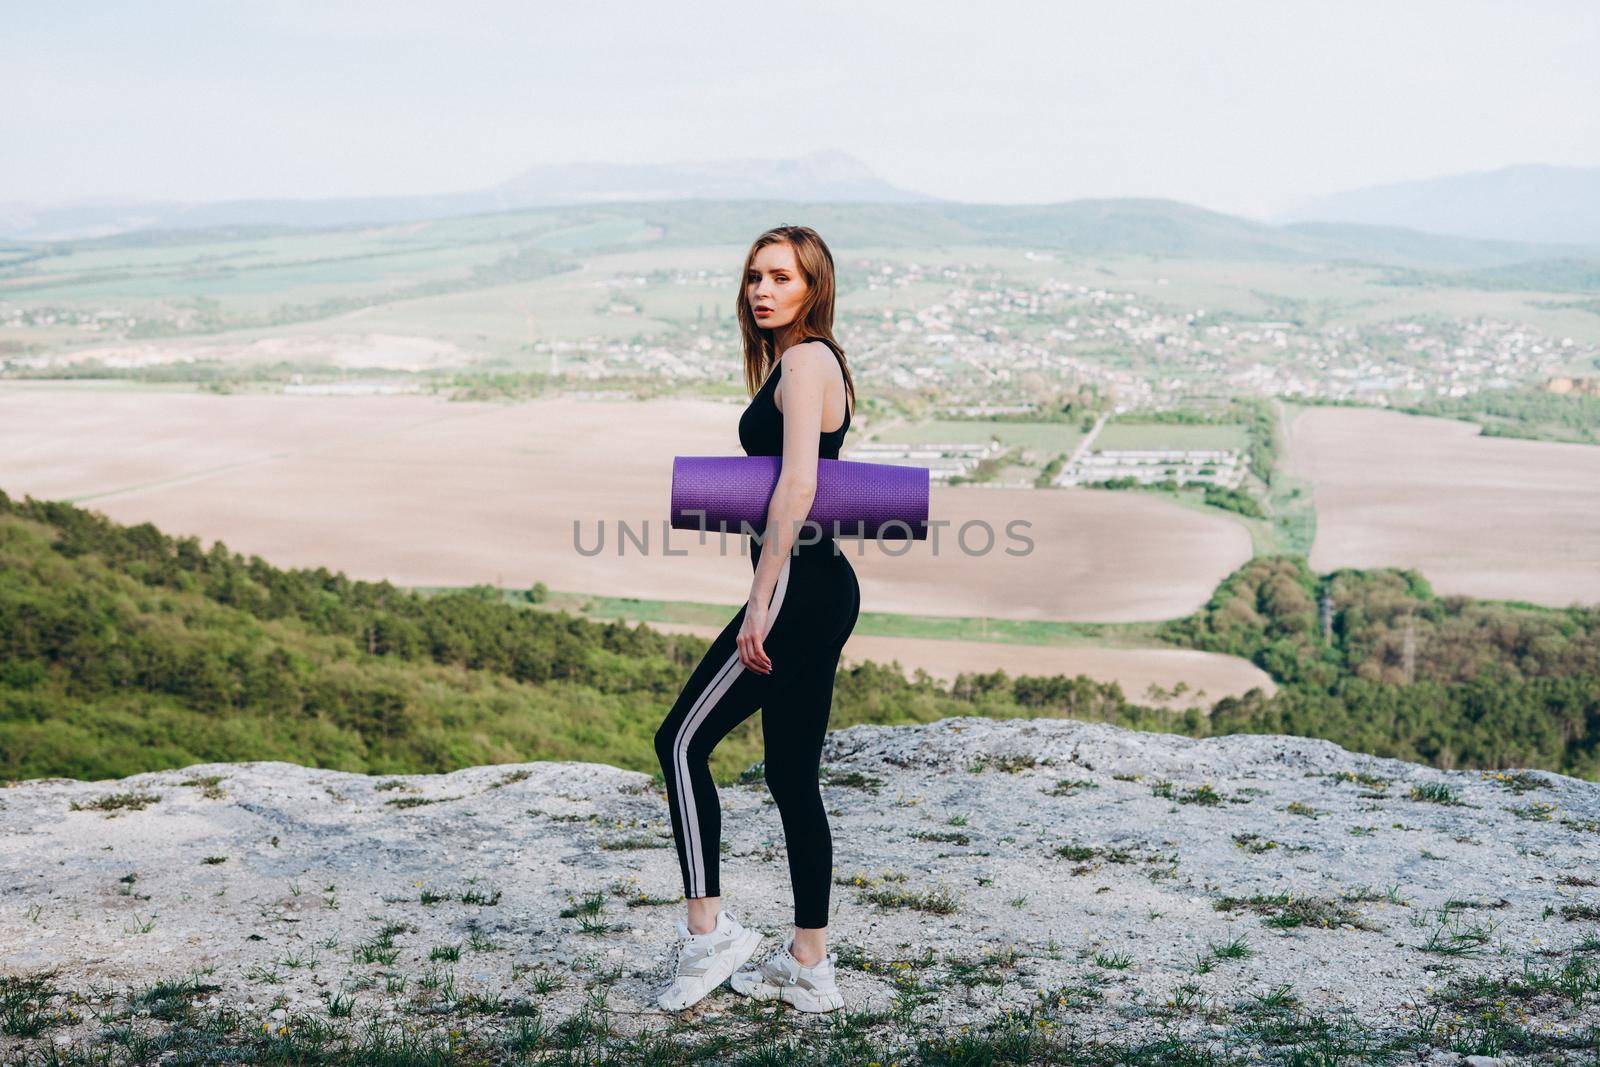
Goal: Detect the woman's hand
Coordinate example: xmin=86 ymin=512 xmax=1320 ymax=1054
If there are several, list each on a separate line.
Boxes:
xmin=738 ymin=600 xmax=773 ymax=674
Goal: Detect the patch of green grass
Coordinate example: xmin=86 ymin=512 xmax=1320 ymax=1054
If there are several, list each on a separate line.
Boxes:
xmin=821 ymin=767 xmax=885 ymax=793
xmin=968 ymin=753 xmax=1048 ymax=774
xmin=1429 ymin=952 xmax=1600 ymax=1020
xmin=857 ymin=884 xmax=959 ymax=915
xmin=69 ymin=791 xmax=161 ymax=813
xmin=946 ymin=945 xmax=1018 ymax=988
xmin=834 ymin=871 xmax=909 ymax=892
xmin=1416 ymin=914 xmax=1500 ymax=957
xmin=597 ymin=834 xmax=672 ymax=850
xmin=0 ymin=974 xmax=74 ymax=1037
xmin=1044 ymin=777 xmax=1099 ymax=796
xmin=1480 ymin=768 xmax=1551 ymax=794
xmin=1509 ymin=801 xmax=1559 ymax=821
xmin=559 ymin=893 xmax=605 ymax=919
xmin=490 ymin=769 xmax=533 ymax=788
xmin=1053 ymin=842 xmax=1136 ymax=865
xmin=8 ymin=943 xmax=1600 ymax=1063
xmin=1213 ymin=892 xmax=1377 ymax=931
xmin=1342 ymin=884 xmax=1406 ymax=906
xmin=385 ymin=794 xmax=462 ymax=808
xmin=1407 ymin=782 xmax=1463 ymax=805
xmin=1150 ymin=779 xmax=1225 ymax=805
xmin=1244 ymin=982 xmax=1301 ymax=1013
xmin=1206 ymin=935 xmax=1254 ymax=961
xmin=1325 ymin=769 xmax=1391 ymax=790
xmin=351 ymin=922 xmax=407 ymax=966
xmin=1232 ymin=832 xmax=1278 ymax=853
xmin=178 ymin=775 xmax=227 ymax=799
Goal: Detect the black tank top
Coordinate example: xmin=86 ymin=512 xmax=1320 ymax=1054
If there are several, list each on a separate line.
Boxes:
xmin=738 ymin=335 xmax=853 ymax=459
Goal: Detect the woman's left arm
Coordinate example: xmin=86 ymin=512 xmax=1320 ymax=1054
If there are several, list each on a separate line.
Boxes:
xmin=737 ymin=344 xmax=830 ymax=673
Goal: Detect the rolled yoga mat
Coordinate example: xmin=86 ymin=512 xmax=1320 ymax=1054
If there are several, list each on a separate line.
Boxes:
xmin=671 ymin=455 xmax=930 ymax=540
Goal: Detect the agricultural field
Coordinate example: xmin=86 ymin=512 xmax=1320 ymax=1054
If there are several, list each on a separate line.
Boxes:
xmin=641 ymin=620 xmax=1275 ymax=711
xmin=1286 ymin=403 xmax=1600 ymax=607
xmin=1091 ymin=422 xmax=1252 ymax=451
xmin=869 ymin=419 xmax=1086 ymax=455
xmin=0 ymin=385 xmax=1254 ymax=624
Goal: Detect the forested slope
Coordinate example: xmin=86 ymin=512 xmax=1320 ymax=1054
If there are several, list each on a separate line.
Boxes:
xmin=2 ymin=489 xmax=1596 ymax=783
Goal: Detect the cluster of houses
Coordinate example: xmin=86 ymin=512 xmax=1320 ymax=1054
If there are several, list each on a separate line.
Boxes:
xmin=841 ymin=439 xmax=1005 ymax=483
xmin=841 ymin=436 xmax=1248 ymax=490
xmin=1052 ymin=448 xmax=1245 ymax=488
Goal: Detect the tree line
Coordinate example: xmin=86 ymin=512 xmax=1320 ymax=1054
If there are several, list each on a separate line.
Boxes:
xmin=2 ymin=489 xmax=1595 ymax=784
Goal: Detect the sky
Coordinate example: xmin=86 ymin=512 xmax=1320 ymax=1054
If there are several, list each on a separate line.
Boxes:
xmin=4 ymin=0 xmax=1597 ymax=219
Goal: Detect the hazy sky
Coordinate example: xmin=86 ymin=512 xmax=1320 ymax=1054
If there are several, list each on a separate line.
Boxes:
xmin=5 ymin=0 xmax=1597 ymax=218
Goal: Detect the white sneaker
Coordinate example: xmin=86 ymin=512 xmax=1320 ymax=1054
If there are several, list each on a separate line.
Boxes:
xmin=728 ymin=935 xmax=845 ymax=1012
xmin=655 ymin=909 xmax=762 ymax=1011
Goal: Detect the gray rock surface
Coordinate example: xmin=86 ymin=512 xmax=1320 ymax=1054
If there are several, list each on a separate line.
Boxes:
xmin=3 ymin=715 xmax=1597 ymax=1061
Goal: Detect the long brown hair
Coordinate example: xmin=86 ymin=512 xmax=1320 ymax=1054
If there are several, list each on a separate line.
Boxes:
xmin=735 ymin=225 xmax=857 ymax=418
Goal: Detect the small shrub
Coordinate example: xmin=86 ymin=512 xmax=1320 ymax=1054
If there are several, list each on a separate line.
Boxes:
xmin=1481 ymin=769 xmax=1550 ymax=794
xmin=1232 ymin=832 xmax=1277 ymax=854
xmin=858 ymin=885 xmax=958 ymax=915
xmin=1509 ymin=802 xmax=1558 ymax=822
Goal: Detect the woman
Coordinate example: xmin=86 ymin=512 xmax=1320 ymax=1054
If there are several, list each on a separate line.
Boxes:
xmin=653 ymin=225 xmax=861 ymax=1013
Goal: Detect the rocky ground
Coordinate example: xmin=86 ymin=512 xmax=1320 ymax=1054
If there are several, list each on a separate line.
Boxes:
xmin=2 ymin=716 xmax=1598 ymax=1064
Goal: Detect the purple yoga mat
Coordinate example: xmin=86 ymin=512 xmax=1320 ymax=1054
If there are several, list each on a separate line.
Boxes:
xmin=671 ymin=455 xmax=929 ymax=540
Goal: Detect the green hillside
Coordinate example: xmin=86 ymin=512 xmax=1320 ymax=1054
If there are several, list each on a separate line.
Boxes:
xmin=2 ymin=489 xmax=1597 ymax=784
xmin=1379 ymin=255 xmax=1600 ymax=293
xmin=11 ymin=197 xmax=1575 ymax=284
xmin=0 ymin=490 xmax=1150 ymax=784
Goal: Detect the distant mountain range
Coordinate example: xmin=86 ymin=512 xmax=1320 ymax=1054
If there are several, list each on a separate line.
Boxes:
xmin=0 ymin=150 xmax=934 ymax=242
xmin=1281 ymin=164 xmax=1600 ymax=246
xmin=596 ymin=197 xmax=1595 ymax=271
xmin=2 ymin=154 xmax=1596 ymax=278
xmin=0 ymin=196 xmax=1593 ymax=278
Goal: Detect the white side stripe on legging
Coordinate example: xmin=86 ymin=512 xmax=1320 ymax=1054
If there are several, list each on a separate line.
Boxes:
xmin=673 ymin=554 xmax=792 ymax=899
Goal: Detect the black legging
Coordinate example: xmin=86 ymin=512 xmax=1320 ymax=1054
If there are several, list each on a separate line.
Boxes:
xmin=654 ymin=538 xmax=860 ymax=929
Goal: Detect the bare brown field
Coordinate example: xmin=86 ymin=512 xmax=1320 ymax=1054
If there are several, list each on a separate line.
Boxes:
xmin=1288 ymin=405 xmax=1600 ymax=607
xmin=637 ymin=621 xmax=1274 ymax=711
xmin=0 ymin=386 xmax=1251 ymax=622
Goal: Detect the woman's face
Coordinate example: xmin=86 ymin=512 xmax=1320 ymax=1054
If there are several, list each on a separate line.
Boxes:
xmin=746 ymin=242 xmax=808 ymax=330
